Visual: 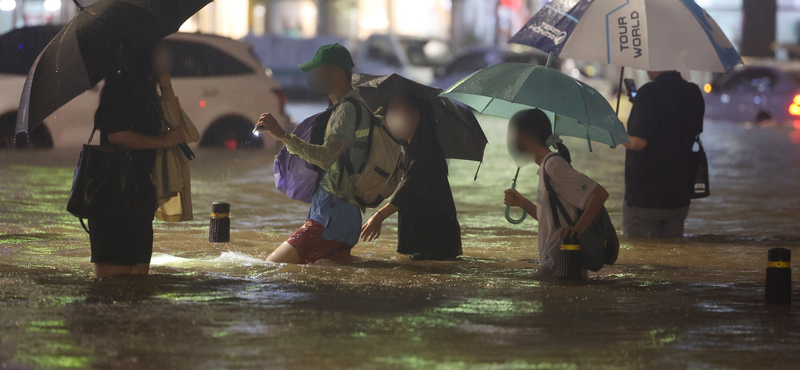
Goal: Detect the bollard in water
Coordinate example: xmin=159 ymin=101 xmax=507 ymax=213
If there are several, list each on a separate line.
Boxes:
xmin=765 ymin=248 xmax=791 ymax=305
xmin=209 ymin=202 xmax=230 ymax=243
xmin=559 ymin=235 xmax=583 ymax=280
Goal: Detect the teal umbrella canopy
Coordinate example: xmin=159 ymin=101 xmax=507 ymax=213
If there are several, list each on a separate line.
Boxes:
xmin=441 ymin=63 xmax=629 ymax=149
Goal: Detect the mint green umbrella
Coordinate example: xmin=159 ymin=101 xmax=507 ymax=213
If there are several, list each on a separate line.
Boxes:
xmin=440 ymin=63 xmax=628 ymax=151
xmin=440 ymin=62 xmax=628 ymax=224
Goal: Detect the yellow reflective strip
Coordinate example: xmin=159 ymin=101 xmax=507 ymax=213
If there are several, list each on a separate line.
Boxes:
xmin=211 ymin=213 xmax=229 ymax=218
xmin=355 ymin=129 xmax=370 ymax=138
xmin=768 ymin=261 xmax=790 ymax=268
xmin=561 ymin=244 xmax=580 ymax=251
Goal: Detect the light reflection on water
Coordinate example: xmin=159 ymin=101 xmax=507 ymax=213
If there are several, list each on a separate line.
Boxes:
xmin=1 ymin=116 xmax=800 ymax=369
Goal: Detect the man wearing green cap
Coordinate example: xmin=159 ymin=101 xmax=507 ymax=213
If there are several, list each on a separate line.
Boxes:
xmin=256 ymin=43 xmax=372 ymax=264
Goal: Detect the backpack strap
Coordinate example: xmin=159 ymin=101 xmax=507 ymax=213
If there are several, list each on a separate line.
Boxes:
xmin=335 ymin=97 xmax=365 ymax=189
xmin=541 ymin=154 xmax=576 ymax=229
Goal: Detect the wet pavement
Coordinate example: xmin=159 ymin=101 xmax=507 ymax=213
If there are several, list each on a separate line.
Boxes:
xmin=1 ymin=110 xmax=800 ymax=370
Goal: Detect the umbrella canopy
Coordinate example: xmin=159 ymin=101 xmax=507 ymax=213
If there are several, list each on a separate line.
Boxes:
xmin=441 ymin=63 xmax=629 ymax=149
xmin=509 ymin=0 xmax=742 ymax=73
xmin=353 ymin=73 xmax=488 ymax=162
xmin=16 ymin=0 xmax=211 ymax=135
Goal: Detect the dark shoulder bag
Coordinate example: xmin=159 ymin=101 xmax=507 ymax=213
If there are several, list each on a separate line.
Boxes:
xmin=689 ymin=136 xmax=710 ymax=199
xmin=66 ymin=128 xmax=133 ymax=233
xmin=542 ymin=154 xmax=620 ymax=272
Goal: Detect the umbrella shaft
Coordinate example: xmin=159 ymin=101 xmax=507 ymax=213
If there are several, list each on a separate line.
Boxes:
xmin=615 ymin=66 xmax=625 ymax=115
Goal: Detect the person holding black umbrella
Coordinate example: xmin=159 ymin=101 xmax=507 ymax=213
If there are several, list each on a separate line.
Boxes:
xmin=89 ymin=42 xmax=186 ymax=278
xmin=359 ymin=94 xmax=462 ymax=260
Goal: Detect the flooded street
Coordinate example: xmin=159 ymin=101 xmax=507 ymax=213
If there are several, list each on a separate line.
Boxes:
xmin=2 ymin=110 xmax=800 ymax=370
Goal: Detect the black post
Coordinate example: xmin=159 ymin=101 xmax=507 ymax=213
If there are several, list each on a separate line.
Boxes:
xmin=72 ymin=0 xmax=84 ymax=11
xmin=559 ymin=235 xmax=582 ymax=280
xmin=765 ymin=248 xmax=791 ymax=305
xmin=209 ymin=202 xmax=230 ymax=243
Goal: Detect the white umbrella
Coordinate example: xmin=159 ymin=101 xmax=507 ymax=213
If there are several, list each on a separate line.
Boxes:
xmin=510 ymin=0 xmax=742 ymax=72
xmin=510 ymin=0 xmax=743 ymax=111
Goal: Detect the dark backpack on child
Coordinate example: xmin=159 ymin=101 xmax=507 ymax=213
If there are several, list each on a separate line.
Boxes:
xmin=542 ymin=154 xmax=619 ymax=272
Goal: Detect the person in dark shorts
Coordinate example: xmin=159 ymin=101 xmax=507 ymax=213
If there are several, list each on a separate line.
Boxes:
xmin=623 ymin=71 xmax=705 ymax=238
xmin=359 ymin=94 xmax=462 ymax=260
xmin=256 ymin=44 xmax=370 ymax=264
xmin=89 ymin=42 xmax=186 ymax=278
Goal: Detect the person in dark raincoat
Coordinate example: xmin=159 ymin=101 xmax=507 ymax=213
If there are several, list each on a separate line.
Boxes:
xmin=360 ymin=94 xmax=462 ymax=260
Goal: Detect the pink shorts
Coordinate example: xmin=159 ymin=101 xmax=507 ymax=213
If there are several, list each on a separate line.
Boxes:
xmin=286 ymin=220 xmax=354 ymax=264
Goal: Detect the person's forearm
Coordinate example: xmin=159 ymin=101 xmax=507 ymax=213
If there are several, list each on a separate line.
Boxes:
xmin=376 ymin=203 xmax=398 ymax=220
xmin=521 ymin=199 xmax=538 ymax=220
xmin=286 ymin=135 xmax=347 ymax=170
xmin=108 ymin=131 xmax=173 ymax=149
xmin=574 ymin=186 xmax=609 ymax=231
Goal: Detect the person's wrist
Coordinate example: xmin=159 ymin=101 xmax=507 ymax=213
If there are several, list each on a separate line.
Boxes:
xmin=523 ymin=199 xmax=534 ymax=210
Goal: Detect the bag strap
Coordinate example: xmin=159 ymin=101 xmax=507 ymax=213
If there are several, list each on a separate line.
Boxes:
xmin=79 ymin=218 xmax=89 ymax=234
xmin=336 ymin=98 xmax=364 ymax=189
xmin=123 ymin=67 xmax=173 ymax=128
xmin=541 ymin=153 xmax=576 ymax=229
xmin=87 ymin=129 xmax=96 ymax=145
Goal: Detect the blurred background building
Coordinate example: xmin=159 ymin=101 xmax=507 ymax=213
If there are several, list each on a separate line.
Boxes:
xmin=0 ymin=0 xmax=797 ymax=57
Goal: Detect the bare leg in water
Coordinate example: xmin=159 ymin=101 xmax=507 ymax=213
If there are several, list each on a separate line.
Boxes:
xmin=266 ymin=242 xmax=301 ymax=264
xmin=94 ymin=263 xmax=150 ymax=279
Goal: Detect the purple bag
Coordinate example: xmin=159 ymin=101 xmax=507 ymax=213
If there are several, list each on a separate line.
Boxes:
xmin=274 ymin=111 xmax=330 ymax=203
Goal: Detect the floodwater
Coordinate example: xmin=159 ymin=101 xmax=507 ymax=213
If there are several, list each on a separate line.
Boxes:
xmin=1 ymin=111 xmax=800 ymax=370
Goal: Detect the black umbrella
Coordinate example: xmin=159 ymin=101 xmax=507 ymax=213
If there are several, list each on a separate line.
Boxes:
xmin=352 ymin=73 xmax=488 ymax=163
xmin=15 ymin=0 xmax=210 ymax=138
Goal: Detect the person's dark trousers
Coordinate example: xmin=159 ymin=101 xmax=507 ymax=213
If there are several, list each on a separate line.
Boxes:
xmin=622 ymin=203 xmax=690 ymax=238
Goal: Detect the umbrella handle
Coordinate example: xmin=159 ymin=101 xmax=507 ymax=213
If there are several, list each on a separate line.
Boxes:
xmin=505 ymin=180 xmax=527 ymax=224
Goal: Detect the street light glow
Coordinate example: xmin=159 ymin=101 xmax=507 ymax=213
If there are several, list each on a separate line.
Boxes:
xmin=0 ymin=0 xmax=16 ymax=12
xmin=44 ymin=0 xmax=62 ymax=12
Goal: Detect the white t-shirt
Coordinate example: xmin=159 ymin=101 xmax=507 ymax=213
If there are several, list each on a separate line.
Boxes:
xmin=535 ymin=153 xmax=598 ymax=276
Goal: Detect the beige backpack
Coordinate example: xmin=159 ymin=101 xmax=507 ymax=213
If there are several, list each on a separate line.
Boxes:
xmin=339 ymin=100 xmax=406 ymax=208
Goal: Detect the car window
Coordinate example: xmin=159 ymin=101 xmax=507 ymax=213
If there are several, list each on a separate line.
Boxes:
xmin=166 ymin=40 xmax=254 ymax=77
xmin=0 ymin=26 xmax=62 ymax=75
xmin=366 ymin=37 xmax=401 ymax=67
xmin=718 ymin=68 xmax=777 ymax=93
xmin=447 ymin=52 xmax=490 ymax=74
xmin=399 ymin=38 xmax=452 ymax=67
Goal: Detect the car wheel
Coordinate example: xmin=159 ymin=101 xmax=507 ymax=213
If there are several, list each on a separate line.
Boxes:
xmin=0 ymin=112 xmax=53 ymax=149
xmin=199 ymin=116 xmax=264 ymax=150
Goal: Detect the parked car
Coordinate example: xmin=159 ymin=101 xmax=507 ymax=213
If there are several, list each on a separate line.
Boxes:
xmin=243 ymin=33 xmax=350 ymax=100
xmin=354 ymin=34 xmax=453 ymax=85
xmin=431 ymin=46 xmax=554 ymax=90
xmin=0 ymin=26 xmax=291 ymax=150
xmin=704 ymin=63 xmax=800 ymax=124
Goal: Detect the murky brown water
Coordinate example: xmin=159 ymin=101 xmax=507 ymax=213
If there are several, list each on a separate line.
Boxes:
xmin=2 ymin=115 xmax=800 ymax=370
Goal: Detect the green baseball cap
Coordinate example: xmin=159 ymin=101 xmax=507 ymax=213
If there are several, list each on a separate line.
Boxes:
xmin=298 ymin=43 xmax=354 ymax=75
